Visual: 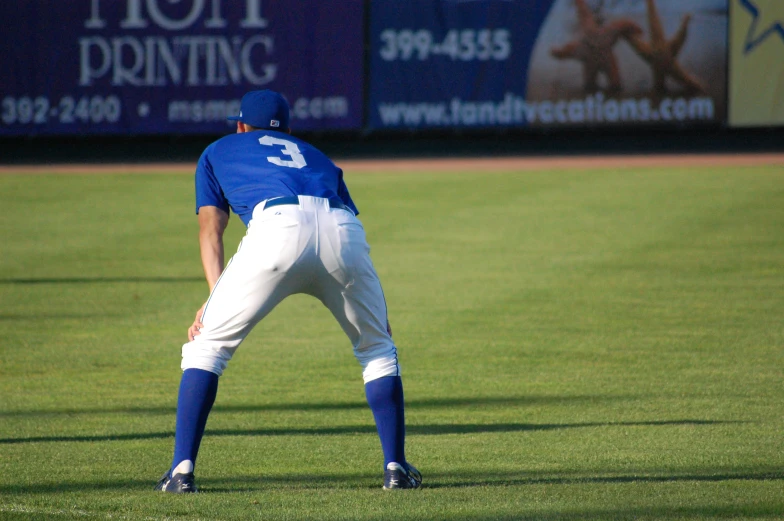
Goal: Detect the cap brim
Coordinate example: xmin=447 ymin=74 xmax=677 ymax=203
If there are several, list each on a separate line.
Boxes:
xmin=227 ymin=116 xmax=242 ymax=122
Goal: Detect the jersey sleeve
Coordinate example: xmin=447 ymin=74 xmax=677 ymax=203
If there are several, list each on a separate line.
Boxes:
xmin=336 ymin=168 xmax=359 ymax=216
xmin=194 ymin=144 xmax=230 ymax=215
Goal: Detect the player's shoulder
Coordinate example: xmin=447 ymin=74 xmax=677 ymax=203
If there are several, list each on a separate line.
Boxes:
xmin=212 ymin=131 xmax=252 ymax=149
xmin=200 ymin=133 xmax=230 ymax=154
xmin=201 ymin=132 xmax=255 ymax=159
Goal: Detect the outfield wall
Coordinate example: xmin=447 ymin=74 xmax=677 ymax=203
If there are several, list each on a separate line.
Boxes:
xmin=1 ymin=0 xmax=782 ymax=138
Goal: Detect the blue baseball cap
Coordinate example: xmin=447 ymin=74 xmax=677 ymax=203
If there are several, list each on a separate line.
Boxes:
xmin=228 ymin=90 xmax=290 ymax=130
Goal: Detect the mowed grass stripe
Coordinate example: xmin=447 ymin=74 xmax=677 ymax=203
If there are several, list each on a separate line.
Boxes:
xmin=0 ymin=165 xmax=782 ymax=520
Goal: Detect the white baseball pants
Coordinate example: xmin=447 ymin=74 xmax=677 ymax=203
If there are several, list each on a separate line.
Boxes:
xmin=181 ymin=196 xmax=399 ymax=383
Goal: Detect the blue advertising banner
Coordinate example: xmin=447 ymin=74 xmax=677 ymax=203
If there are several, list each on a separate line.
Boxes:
xmin=1 ymin=0 xmax=364 ymax=136
xmin=369 ymin=0 xmax=727 ymax=130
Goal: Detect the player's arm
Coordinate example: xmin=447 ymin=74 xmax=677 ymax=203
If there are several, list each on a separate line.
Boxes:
xmin=188 ymin=205 xmax=229 ymax=341
xmin=198 ymin=205 xmax=230 ymax=291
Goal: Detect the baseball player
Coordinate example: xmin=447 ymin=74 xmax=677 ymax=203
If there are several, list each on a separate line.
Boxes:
xmin=155 ymin=90 xmax=421 ymax=493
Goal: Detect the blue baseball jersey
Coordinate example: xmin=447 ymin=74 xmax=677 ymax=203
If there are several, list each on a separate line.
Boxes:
xmin=195 ymin=130 xmax=358 ymax=226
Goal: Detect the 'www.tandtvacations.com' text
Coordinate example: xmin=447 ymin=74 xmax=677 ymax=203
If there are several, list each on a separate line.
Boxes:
xmin=377 ymin=92 xmax=715 ymax=127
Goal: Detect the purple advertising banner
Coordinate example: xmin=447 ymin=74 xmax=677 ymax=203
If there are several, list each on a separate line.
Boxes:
xmin=1 ymin=0 xmax=364 ymax=136
xmin=369 ymin=0 xmax=727 ymax=130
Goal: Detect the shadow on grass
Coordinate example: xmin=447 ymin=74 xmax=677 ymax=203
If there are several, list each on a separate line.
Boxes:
xmin=3 ymin=505 xmax=782 ymax=521
xmin=0 ymin=314 xmax=122 ymax=321
xmin=0 ymin=419 xmax=739 ymax=444
xmin=0 ymin=394 xmax=634 ymax=418
xmin=420 ymin=469 xmax=784 ymax=488
xmin=0 ymin=469 xmax=781 ymax=496
xmin=0 ymin=277 xmax=204 ymax=285
xmin=456 ymin=506 xmax=784 ymax=521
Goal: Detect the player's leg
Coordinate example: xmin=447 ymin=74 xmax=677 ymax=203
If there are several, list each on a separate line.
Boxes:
xmin=159 ymin=208 xmax=312 ymax=492
xmin=181 ymin=208 xmax=311 ymax=375
xmin=313 ymin=207 xmax=420 ymax=489
xmin=155 ymin=367 xmax=218 ymax=493
xmin=315 ymin=275 xmax=420 ymax=488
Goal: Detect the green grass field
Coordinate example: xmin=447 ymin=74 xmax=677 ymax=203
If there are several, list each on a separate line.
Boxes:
xmin=0 ymin=163 xmax=782 ymax=520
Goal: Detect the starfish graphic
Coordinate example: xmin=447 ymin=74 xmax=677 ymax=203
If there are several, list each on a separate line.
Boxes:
xmin=550 ymin=0 xmax=643 ymax=95
xmin=739 ymin=0 xmax=784 ymax=53
xmin=625 ymin=0 xmax=705 ymax=97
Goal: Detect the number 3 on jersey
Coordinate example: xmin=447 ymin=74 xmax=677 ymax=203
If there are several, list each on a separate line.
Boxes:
xmin=258 ymin=136 xmax=307 ymax=169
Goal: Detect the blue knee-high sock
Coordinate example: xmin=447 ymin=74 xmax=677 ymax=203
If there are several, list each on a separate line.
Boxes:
xmin=170 ymin=368 xmax=219 ymax=474
xmin=365 ymin=375 xmax=406 ymax=468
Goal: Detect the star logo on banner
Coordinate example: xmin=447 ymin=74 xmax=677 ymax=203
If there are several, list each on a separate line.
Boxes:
xmin=739 ymin=0 xmax=784 ymax=53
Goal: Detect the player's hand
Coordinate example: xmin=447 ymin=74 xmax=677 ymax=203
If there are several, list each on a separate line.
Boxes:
xmin=188 ymin=302 xmax=207 ymax=341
